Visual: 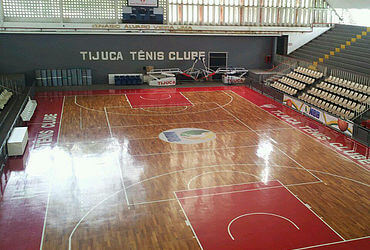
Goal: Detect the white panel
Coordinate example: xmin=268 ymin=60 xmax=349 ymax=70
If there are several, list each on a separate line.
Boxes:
xmin=128 ymin=0 xmax=158 ymax=7
xmin=287 ymin=26 xmax=330 ymax=54
xmin=326 ymin=0 xmax=370 ymax=9
xmin=3 ymin=0 xmax=60 ymax=18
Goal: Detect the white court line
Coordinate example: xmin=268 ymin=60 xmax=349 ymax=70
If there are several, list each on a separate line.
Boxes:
xmin=227 ymin=212 xmax=300 ymax=240
xmin=68 ymin=189 xmax=123 ymax=250
xmin=79 ymin=107 xmax=82 ymax=130
xmin=140 ymin=106 xmax=189 ymax=113
xmin=110 ymin=119 xmax=234 ymax=128
xmin=41 ymin=96 xmax=65 ymax=250
xmin=68 ymin=162 xmax=368 ymax=246
xmin=125 ymin=163 xmax=268 ymax=190
xmin=115 ymin=156 xmax=130 ymax=207
xmin=37 ymin=89 xmax=230 ymax=98
xmin=132 ymin=181 xmax=322 ymax=206
xmin=139 ymin=94 xmax=171 ymax=100
xmin=74 ymin=91 xmax=233 ymax=116
xmin=231 ymin=90 xmax=370 ymax=172
xmin=117 ymin=130 xmax=253 ymax=142
xmin=187 ymin=170 xmax=259 ymax=190
xmin=174 ymin=191 xmax=204 ymax=250
xmin=277 ymin=180 xmax=345 ymax=241
xmin=292 ymin=236 xmax=370 ymax=250
xmin=104 ymin=107 xmax=113 ymax=138
xmin=124 ymin=94 xmax=133 ymax=109
xmin=39 ymin=181 xmax=51 ymax=250
xmin=56 ymin=96 xmax=65 ymax=144
xmin=125 ymin=163 xmax=369 ymax=191
xmin=128 ymin=144 xmax=260 ymax=157
xmin=254 ymin=127 xmax=295 ymax=132
xmin=177 ymin=179 xmax=271 ymax=193
xmin=217 ymin=94 xmax=323 ymax=183
xmin=180 ymin=92 xmax=195 ymax=106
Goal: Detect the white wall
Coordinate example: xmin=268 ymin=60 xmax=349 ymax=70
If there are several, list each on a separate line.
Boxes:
xmin=287 ymin=27 xmax=331 ymax=54
xmin=327 ymin=0 xmax=370 ymax=9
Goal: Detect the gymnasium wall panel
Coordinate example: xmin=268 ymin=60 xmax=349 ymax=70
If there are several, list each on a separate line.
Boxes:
xmin=0 ymin=33 xmax=276 ymax=84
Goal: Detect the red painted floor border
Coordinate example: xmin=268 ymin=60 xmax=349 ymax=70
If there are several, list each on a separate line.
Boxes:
xmin=230 ymin=87 xmax=369 ymax=170
xmin=0 ymin=95 xmax=64 ymax=250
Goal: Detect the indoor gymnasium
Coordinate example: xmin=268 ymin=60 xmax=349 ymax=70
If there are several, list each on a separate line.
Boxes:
xmin=0 ymin=1 xmax=369 ymax=249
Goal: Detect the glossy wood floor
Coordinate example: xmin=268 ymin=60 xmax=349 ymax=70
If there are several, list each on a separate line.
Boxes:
xmin=37 ymin=90 xmax=369 ymax=249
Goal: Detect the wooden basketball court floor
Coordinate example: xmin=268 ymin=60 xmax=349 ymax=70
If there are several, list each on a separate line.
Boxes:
xmin=0 ymin=86 xmax=369 ymax=249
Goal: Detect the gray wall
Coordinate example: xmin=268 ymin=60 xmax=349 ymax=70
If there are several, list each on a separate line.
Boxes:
xmin=0 ymin=33 xmax=275 ymax=84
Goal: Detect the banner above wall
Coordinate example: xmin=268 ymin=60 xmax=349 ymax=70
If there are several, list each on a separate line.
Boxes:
xmin=283 ymin=94 xmax=353 ymax=137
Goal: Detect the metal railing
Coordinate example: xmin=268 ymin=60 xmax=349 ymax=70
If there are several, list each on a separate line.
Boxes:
xmin=0 ymin=0 xmax=335 ymax=27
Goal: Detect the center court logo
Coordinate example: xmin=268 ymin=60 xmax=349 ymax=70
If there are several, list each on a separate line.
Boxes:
xmin=159 ymin=128 xmax=216 ymax=144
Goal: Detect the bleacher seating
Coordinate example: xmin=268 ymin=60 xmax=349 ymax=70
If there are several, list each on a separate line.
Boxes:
xmin=271 ymin=82 xmax=298 ymax=95
xmin=0 ymin=89 xmax=13 ymax=110
xmin=298 ymin=75 xmax=369 ymax=120
xmin=270 ymin=66 xmax=322 ymax=96
xmin=294 ymin=66 xmax=324 ymax=79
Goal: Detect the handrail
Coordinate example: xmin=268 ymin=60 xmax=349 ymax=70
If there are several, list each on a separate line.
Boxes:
xmin=323 ymin=0 xmax=343 ymax=22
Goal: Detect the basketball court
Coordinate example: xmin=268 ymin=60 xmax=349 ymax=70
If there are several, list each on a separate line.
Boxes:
xmin=1 ymin=86 xmax=369 ymax=249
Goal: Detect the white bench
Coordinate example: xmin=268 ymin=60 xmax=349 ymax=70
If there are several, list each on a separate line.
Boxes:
xmin=7 ymin=127 xmax=28 ymax=156
xmin=21 ymin=97 xmax=37 ymax=122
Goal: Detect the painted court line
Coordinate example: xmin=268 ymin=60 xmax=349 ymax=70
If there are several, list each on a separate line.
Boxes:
xmin=186 ymin=170 xmax=260 ymax=190
xmin=128 ymin=144 xmax=260 ymax=157
xmin=124 ymin=94 xmax=133 ymax=109
xmin=109 ymin=119 xmax=234 ymax=128
xmin=231 ymin=90 xmax=370 ymax=172
xmin=74 ymin=91 xmax=233 ymax=117
xmin=139 ymin=94 xmax=172 ymax=100
xmin=56 ymin=96 xmax=65 ymax=144
xmin=292 ymin=236 xmax=370 ymax=249
xmin=215 ymin=99 xmax=323 ymax=183
xmin=68 ymin=162 xmax=368 ymax=247
xmin=116 ymin=130 xmax=253 ymax=141
xmin=140 ymin=105 xmax=189 ymax=113
xmin=227 ymin=212 xmax=300 ymax=240
xmin=174 ymin=192 xmax=204 ymax=250
xmin=36 ymin=89 xmax=231 ymax=98
xmin=180 ymin=92 xmax=195 ymax=106
xmin=104 ymin=107 xmax=113 ymax=138
xmin=278 ymin=180 xmax=345 ymax=241
xmin=175 ymin=180 xmax=345 ymax=249
xmin=41 ymin=95 xmax=65 ymax=250
xmin=131 ymin=180 xmax=322 ymax=206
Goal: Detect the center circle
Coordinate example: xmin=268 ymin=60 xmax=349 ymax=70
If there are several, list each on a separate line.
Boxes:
xmin=159 ymin=128 xmax=216 ymax=144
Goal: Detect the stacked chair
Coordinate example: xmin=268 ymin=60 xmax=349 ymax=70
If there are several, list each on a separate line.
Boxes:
xmin=270 ymin=66 xmax=322 ymax=96
xmin=299 ymin=76 xmax=369 ymax=120
xmin=294 ymin=66 xmax=324 ymax=79
xmin=0 ymin=88 xmax=13 ymax=110
xmin=271 ymin=82 xmax=298 ymax=95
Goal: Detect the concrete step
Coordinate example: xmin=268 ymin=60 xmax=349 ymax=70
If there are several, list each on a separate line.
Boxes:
xmin=330 ymin=56 xmax=369 ymax=69
xmin=300 ymin=45 xmax=370 ymax=59
xmin=290 ymin=51 xmax=317 ymax=62
xmin=323 ymin=33 xmax=370 ymax=44
xmin=308 ymin=40 xmax=370 ymax=54
xmin=332 ymin=24 xmax=367 ymax=32
xmin=324 ymin=60 xmax=370 ymax=75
